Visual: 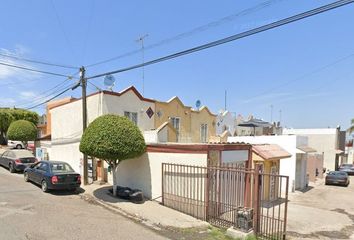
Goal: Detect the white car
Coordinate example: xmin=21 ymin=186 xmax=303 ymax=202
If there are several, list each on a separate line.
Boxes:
xmin=7 ymin=140 xmax=25 ymax=149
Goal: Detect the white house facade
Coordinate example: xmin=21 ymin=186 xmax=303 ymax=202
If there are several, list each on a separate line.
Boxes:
xmin=216 ymin=110 xmax=235 ymax=136
xmin=50 ymin=86 xmax=155 ymax=184
xmin=283 ymin=128 xmax=346 ymax=171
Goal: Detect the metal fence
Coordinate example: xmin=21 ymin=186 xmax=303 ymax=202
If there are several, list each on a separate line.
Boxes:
xmin=162 ymin=163 xmax=289 ymax=240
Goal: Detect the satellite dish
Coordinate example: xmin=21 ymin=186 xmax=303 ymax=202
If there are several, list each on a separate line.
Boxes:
xmin=104 ymin=75 xmax=115 ymax=91
xmin=195 ymin=100 xmax=201 ymax=110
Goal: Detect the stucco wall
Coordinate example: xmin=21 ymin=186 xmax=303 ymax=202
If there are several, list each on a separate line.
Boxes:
xmin=216 ymin=111 xmax=235 ymax=136
xmin=50 ymin=90 xmax=155 ymax=177
xmin=154 ymin=98 xmax=192 ymax=142
xmin=51 ymin=142 xmax=82 ymax=175
xmin=283 ymin=128 xmax=340 ymax=171
xmin=116 ymin=152 xmax=208 ymax=200
xmin=190 ymin=108 xmax=216 ymax=143
xmin=228 ymin=135 xmax=302 ymax=191
xmin=102 ymin=91 xmax=155 ymax=131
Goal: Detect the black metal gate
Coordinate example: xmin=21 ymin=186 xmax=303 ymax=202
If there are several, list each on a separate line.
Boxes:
xmin=162 ymin=163 xmax=289 ymax=239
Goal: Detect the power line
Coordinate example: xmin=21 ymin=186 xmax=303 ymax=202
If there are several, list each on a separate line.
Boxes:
xmin=25 ymin=82 xmax=80 ymax=110
xmin=15 ymin=70 xmax=81 ymax=108
xmin=87 ymin=0 xmax=354 ymax=80
xmin=0 ymin=61 xmax=75 ymax=78
xmin=244 ymin=52 xmax=354 ymax=102
xmin=0 ymin=52 xmax=78 ymax=69
xmin=15 ymin=80 xmax=74 ymax=108
xmin=85 ymin=0 xmax=285 ymax=68
xmin=50 ymin=0 xmax=78 ymax=62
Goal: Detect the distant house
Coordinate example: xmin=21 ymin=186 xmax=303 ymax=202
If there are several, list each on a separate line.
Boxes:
xmin=229 ymin=135 xmax=314 ymax=191
xmin=154 ymin=97 xmax=216 ymax=143
xmin=216 ymin=110 xmax=235 ymax=136
xmin=236 ymin=115 xmax=282 ymax=136
xmin=283 ymin=127 xmax=346 ymax=171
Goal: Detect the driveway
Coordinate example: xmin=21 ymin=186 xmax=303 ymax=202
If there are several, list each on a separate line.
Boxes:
xmin=287 ymin=176 xmax=354 ymax=239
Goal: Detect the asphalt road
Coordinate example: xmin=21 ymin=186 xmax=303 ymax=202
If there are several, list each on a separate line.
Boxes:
xmin=287 ymin=176 xmax=354 ymax=239
xmin=0 ymin=166 xmax=168 ymax=240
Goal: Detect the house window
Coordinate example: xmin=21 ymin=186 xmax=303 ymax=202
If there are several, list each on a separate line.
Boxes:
xmin=200 ymin=123 xmax=208 ymax=143
xmin=170 ymin=117 xmax=180 ymax=142
xmin=124 ymin=111 xmax=138 ymax=125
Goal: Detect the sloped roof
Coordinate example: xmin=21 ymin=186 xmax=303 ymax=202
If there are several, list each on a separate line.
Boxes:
xmin=192 ymin=106 xmax=217 ymax=116
xmin=253 ymin=144 xmax=291 ymax=160
xmin=296 ymin=146 xmax=317 ymax=153
xmin=50 ymin=86 xmax=155 ymax=110
xmin=238 ymin=118 xmax=272 ymax=128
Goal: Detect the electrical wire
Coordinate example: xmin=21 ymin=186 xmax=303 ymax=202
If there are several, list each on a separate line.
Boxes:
xmin=87 ymin=0 xmax=354 ymax=80
xmin=15 ymin=80 xmax=74 ymax=107
xmin=85 ymin=0 xmax=286 ymax=68
xmin=0 ymin=52 xmax=78 ymax=69
xmin=0 ymin=61 xmax=75 ymax=78
xmin=244 ymin=53 xmax=354 ymax=102
xmin=25 ymin=82 xmax=80 ymax=110
xmin=14 ymin=70 xmax=81 ymax=108
xmin=50 ymin=0 xmax=78 ymax=61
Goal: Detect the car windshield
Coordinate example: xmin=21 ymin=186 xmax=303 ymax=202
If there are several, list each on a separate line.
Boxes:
xmin=340 ymin=164 xmax=353 ymax=168
xmin=51 ymin=163 xmax=74 ymax=173
xmin=328 ymin=171 xmax=347 ymax=176
xmin=13 ymin=150 xmax=34 ymax=158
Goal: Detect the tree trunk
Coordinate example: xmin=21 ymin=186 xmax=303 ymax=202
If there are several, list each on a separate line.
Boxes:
xmin=111 ymin=162 xmax=119 ymax=196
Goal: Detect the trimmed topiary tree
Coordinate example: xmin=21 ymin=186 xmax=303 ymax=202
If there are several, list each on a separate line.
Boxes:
xmin=7 ymin=120 xmax=37 ymax=146
xmin=79 ymin=114 xmax=146 ymax=196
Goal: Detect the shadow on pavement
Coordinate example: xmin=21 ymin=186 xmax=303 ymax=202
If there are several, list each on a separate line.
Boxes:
xmin=93 ymin=186 xmax=129 ymax=204
xmin=27 ymin=181 xmax=85 ymax=196
xmin=298 ymin=186 xmax=314 ymax=193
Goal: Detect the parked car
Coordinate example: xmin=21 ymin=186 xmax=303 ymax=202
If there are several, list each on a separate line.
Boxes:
xmin=338 ymin=164 xmax=354 ymax=175
xmin=24 ymin=161 xmax=81 ymax=192
xmin=0 ymin=150 xmax=37 ymax=173
xmin=7 ymin=140 xmax=25 ymax=149
xmin=325 ymin=171 xmax=350 ymax=186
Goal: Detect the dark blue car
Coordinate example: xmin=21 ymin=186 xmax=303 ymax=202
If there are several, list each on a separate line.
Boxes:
xmin=24 ymin=161 xmax=81 ymax=192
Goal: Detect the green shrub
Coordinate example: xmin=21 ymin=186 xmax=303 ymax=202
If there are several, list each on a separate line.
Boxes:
xmin=80 ymin=114 xmax=146 ymax=195
xmin=7 ymin=120 xmax=37 ymax=142
xmin=80 ymin=114 xmax=146 ymax=161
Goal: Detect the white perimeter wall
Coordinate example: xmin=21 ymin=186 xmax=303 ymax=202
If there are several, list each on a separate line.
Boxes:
xmin=116 ymin=152 xmax=207 ymax=200
xmin=228 ymin=135 xmax=299 ymax=191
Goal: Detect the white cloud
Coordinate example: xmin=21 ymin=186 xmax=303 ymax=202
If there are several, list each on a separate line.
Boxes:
xmin=241 ymin=92 xmax=293 ymax=104
xmin=0 ymin=46 xmax=41 ymax=83
xmin=20 ymin=91 xmax=37 ymax=98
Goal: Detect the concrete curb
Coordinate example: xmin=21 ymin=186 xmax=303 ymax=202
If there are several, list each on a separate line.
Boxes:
xmin=80 ymin=193 xmax=163 ymax=231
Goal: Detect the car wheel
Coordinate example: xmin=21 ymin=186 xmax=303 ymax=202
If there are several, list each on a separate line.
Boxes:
xmin=24 ymin=172 xmax=29 ymax=182
xmin=16 ymin=144 xmax=22 ymax=149
xmin=41 ymin=180 xmax=49 ymax=192
xmin=9 ymin=163 xmax=15 ymax=173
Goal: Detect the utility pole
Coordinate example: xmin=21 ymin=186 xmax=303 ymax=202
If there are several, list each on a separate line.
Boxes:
xmin=279 ymin=110 xmax=282 ymax=124
xmin=80 ymin=66 xmax=88 ymax=185
xmin=270 ymin=104 xmax=273 ymax=123
xmin=136 ymin=34 xmax=148 ymax=95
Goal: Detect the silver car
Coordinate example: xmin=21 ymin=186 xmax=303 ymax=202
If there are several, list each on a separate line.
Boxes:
xmin=0 ymin=150 xmax=37 ymax=173
xmin=7 ymin=140 xmax=25 ymax=149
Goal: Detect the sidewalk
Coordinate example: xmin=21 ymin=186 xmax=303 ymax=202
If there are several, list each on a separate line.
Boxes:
xmin=81 ymin=184 xmax=209 ymax=230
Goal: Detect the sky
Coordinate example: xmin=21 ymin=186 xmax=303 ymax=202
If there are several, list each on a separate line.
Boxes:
xmin=0 ymin=0 xmax=353 ymax=130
